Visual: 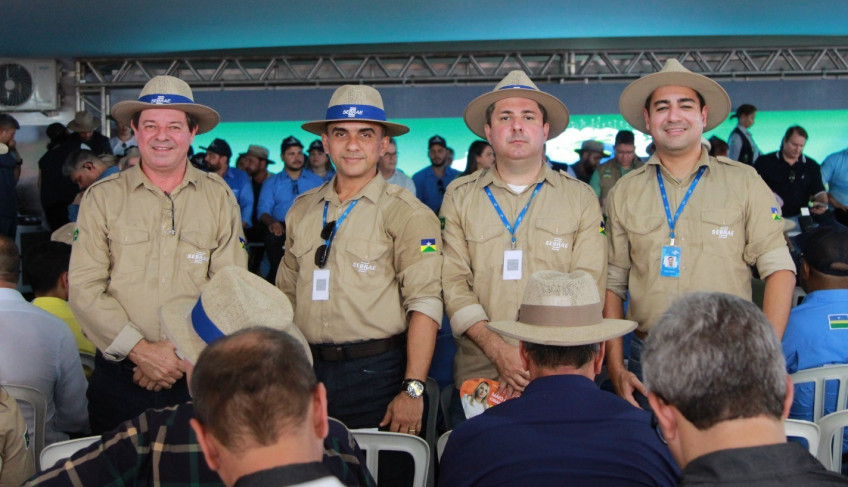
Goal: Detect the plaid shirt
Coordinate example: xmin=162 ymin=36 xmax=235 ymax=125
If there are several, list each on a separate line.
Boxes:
xmin=25 ymin=402 xmax=374 ymax=487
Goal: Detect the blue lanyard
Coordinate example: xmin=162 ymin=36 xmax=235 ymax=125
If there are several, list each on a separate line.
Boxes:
xmin=322 ymin=199 xmax=359 ymax=248
xmin=484 ymin=182 xmax=544 ymax=249
xmin=656 ymin=165 xmax=706 ymax=245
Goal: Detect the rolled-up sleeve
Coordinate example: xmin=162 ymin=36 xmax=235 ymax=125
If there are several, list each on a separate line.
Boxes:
xmin=604 ymin=184 xmax=630 ymax=300
xmin=744 ymin=174 xmax=795 ymax=278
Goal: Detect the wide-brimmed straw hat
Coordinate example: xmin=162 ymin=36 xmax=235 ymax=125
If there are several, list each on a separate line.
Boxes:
xmin=301 ymin=85 xmax=409 ymax=137
xmin=618 ymin=59 xmax=731 ymax=133
xmin=575 ymin=140 xmax=610 ymax=157
xmin=241 ymin=144 xmax=275 ymax=164
xmin=488 ymin=270 xmax=636 ymax=346
xmin=463 ymin=70 xmax=570 ymax=140
xmin=67 ymin=111 xmax=100 ymax=132
xmin=111 ymin=76 xmax=220 ymax=135
xmin=160 ymin=266 xmax=310 ymax=364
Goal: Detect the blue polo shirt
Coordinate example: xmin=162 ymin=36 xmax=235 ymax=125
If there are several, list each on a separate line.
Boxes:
xmin=822 ymin=148 xmax=848 ymax=208
xmin=68 ymin=165 xmax=122 ymax=222
xmin=257 ymin=170 xmax=324 ymax=222
xmin=221 ymin=167 xmax=254 ymax=228
xmin=783 ymin=289 xmax=848 ymax=449
xmin=412 ymin=165 xmax=460 ymax=214
xmin=304 ymin=167 xmax=335 ymax=183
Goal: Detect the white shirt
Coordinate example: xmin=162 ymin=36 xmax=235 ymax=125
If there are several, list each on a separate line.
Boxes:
xmin=0 ymin=288 xmax=89 ymax=444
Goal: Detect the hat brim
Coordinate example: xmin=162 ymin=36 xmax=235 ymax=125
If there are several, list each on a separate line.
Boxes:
xmin=301 ymin=119 xmax=409 ymax=137
xmin=487 ymin=317 xmax=636 ymax=347
xmin=618 ymin=70 xmax=730 ymax=134
xmin=463 ymin=88 xmax=570 ymax=140
xmin=67 ymin=121 xmax=100 ymax=132
xmin=160 ymin=298 xmax=208 ymax=363
xmin=112 ymin=101 xmax=221 ymax=135
xmin=575 ymin=148 xmax=611 ymax=157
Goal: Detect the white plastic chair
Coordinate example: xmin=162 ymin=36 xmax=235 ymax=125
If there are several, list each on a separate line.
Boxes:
xmin=789 ymin=364 xmax=848 ymax=421
xmin=784 ymin=419 xmax=820 ymax=455
xmin=4 ymin=384 xmax=47 ymax=470
xmin=351 ymin=430 xmax=430 ymax=487
xmin=437 ymin=430 xmax=451 ymax=462
xmin=817 ymin=410 xmax=848 ymax=472
xmin=40 ymin=436 xmax=100 ymax=470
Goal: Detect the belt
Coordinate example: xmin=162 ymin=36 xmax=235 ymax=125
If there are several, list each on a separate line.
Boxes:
xmin=310 ymin=334 xmax=405 ymax=362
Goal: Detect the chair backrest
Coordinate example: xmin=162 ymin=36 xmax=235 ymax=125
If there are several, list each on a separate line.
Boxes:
xmin=3 ymin=384 xmax=47 ymax=471
xmin=40 ymin=436 xmax=100 ymax=470
xmin=439 ymin=383 xmax=454 ymax=431
xmin=784 ymin=419 xmax=820 ymax=455
xmin=817 ymin=410 xmax=848 ymax=472
xmin=351 ymin=430 xmax=430 ymax=487
xmin=424 ymin=378 xmax=439 ymax=487
xmin=437 ymin=430 xmax=451 ymax=462
xmin=79 ymin=352 xmax=95 ymax=375
xmin=792 ymin=286 xmax=807 ymax=308
xmin=790 ymin=364 xmax=848 ymax=422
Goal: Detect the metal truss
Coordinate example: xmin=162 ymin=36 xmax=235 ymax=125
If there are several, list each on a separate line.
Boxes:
xmin=75 ymin=46 xmax=848 ymax=128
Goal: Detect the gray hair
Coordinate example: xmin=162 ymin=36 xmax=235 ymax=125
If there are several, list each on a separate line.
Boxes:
xmin=642 ymin=292 xmax=786 ymax=430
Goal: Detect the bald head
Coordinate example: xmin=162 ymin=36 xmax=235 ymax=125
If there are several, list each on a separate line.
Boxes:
xmin=0 ymin=235 xmax=20 ymax=286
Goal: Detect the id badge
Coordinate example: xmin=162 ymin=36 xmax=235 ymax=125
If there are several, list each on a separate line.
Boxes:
xmin=312 ymin=269 xmax=330 ymax=300
xmin=660 ymin=246 xmax=681 ymax=278
xmin=503 ymin=249 xmax=523 ymax=280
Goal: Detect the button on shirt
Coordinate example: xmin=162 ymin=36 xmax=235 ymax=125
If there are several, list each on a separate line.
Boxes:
xmin=822 ymin=148 xmax=848 ymax=207
xmin=441 ymin=164 xmax=607 ymax=384
xmin=69 ymin=163 xmax=247 ymax=360
xmin=606 ymin=150 xmax=795 ymax=333
xmin=278 ymin=173 xmax=443 ymax=344
xmin=413 ymin=165 xmax=461 ymax=213
xmin=222 ymin=166 xmax=254 ymax=227
xmin=257 ymin=170 xmax=324 ymax=223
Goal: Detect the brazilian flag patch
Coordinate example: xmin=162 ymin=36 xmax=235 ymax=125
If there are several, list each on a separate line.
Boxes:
xmin=73 ymin=228 xmax=79 ymax=242
xmin=599 ymin=220 xmax=607 ymax=236
xmin=771 ymin=208 xmax=782 ymax=221
xmin=420 ymin=238 xmax=437 ymax=253
xmin=829 ymin=314 xmax=848 ymax=330
xmin=439 ymin=217 xmax=446 ymax=231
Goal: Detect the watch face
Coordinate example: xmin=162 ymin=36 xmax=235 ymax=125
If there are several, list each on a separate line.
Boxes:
xmin=406 ymin=380 xmax=424 ymax=398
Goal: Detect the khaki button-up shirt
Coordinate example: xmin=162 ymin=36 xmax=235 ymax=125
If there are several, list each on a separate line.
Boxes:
xmin=69 ymin=163 xmax=247 ymax=359
xmin=441 ymin=164 xmax=607 ymax=385
xmin=605 ymin=150 xmax=795 ymax=333
xmin=278 ymin=173 xmax=443 ymax=344
xmin=0 ymin=387 xmax=35 ymax=487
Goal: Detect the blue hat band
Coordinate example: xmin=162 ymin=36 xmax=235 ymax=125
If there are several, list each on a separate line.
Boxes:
xmin=498 ymin=84 xmax=536 ymax=91
xmin=191 ymin=299 xmax=225 ymax=345
xmin=325 ymin=104 xmax=386 ymax=122
xmin=138 ymin=93 xmax=195 ymax=105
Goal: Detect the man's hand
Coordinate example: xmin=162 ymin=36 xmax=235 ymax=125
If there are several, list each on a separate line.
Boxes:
xmin=128 ymin=340 xmax=186 ymax=391
xmin=268 ymin=221 xmax=284 ymax=237
xmin=491 ymin=341 xmax=529 ymax=398
xmin=380 ymin=393 xmax=423 ymax=435
xmin=611 ymin=368 xmax=648 ymax=409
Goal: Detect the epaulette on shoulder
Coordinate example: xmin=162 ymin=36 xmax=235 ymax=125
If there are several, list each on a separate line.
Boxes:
xmin=88 ymin=170 xmax=121 ymax=189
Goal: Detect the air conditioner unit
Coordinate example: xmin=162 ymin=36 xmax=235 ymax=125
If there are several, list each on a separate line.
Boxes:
xmin=0 ymin=59 xmax=59 ymax=112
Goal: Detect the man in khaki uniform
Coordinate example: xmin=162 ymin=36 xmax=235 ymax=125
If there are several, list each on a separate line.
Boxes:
xmin=590 ymin=130 xmax=643 ymax=206
xmin=0 ymin=386 xmax=34 ymax=487
xmin=69 ymin=76 xmax=247 ymax=433
xmin=278 ymin=85 xmax=442 ymax=434
xmin=441 ymin=70 xmax=607 ymax=425
xmin=604 ymin=59 xmax=796 ymax=407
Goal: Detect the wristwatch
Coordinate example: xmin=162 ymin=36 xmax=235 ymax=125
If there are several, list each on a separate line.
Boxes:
xmin=401 ymin=379 xmax=425 ymax=399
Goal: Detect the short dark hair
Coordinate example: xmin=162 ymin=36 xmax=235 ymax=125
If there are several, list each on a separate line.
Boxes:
xmin=522 ymin=341 xmax=600 ymax=369
xmin=0 ymin=114 xmax=20 ymax=131
xmin=0 ymin=235 xmax=20 ymax=284
xmin=615 ymin=130 xmax=635 ymax=146
xmin=485 ymin=100 xmax=548 ymax=126
xmin=62 ymin=149 xmax=100 ymax=177
xmin=192 ymin=327 xmax=317 ymax=452
xmin=644 ymin=89 xmax=706 ymax=112
xmin=22 ymin=241 xmax=71 ymax=295
xmin=783 ymin=125 xmax=808 ymax=142
xmin=131 ymin=110 xmax=198 ymax=132
xmin=731 ymin=104 xmax=757 ymax=119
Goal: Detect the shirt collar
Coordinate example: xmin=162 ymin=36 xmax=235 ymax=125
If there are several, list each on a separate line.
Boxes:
xmin=318 ymin=172 xmax=385 ymax=206
xmin=647 ymin=147 xmax=713 ymax=183
xmin=479 ymin=162 xmax=561 ymax=190
xmin=129 ymin=160 xmax=201 ymax=192
xmin=0 ymin=288 xmax=24 ymax=302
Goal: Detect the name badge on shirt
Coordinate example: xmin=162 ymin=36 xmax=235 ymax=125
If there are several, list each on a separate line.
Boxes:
xmin=312 ymin=269 xmax=330 ymax=300
xmin=660 ymin=245 xmax=681 ymax=278
xmin=503 ymin=249 xmax=523 ymax=280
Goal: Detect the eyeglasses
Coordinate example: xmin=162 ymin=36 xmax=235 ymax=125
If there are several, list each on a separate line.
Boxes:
xmin=314 ymin=220 xmax=336 ymax=268
xmin=437 ymin=179 xmax=445 ymax=195
xmin=291 ymin=179 xmax=300 ymax=196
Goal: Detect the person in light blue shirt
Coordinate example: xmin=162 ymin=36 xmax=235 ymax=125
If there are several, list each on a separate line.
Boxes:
xmin=783 ymin=226 xmax=848 ymax=452
xmin=258 ymin=136 xmax=323 ymax=283
xmin=412 ymin=135 xmax=460 ymax=214
xmin=202 ymin=138 xmax=253 ymax=229
xmin=822 ymin=146 xmax=848 ymax=226
xmin=62 ymin=149 xmax=123 ymax=222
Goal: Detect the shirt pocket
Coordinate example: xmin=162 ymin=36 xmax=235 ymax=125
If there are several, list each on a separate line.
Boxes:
xmin=626 ymin=215 xmax=666 ymax=263
xmin=107 ymin=225 xmax=149 ymax=275
xmin=465 ymin=223 xmax=504 ymax=274
xmin=178 ymin=230 xmax=218 ymax=280
xmin=531 ymin=218 xmax=577 ymax=270
xmin=700 ymin=209 xmax=744 ymax=257
xmin=340 ymin=238 xmax=392 ymax=291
